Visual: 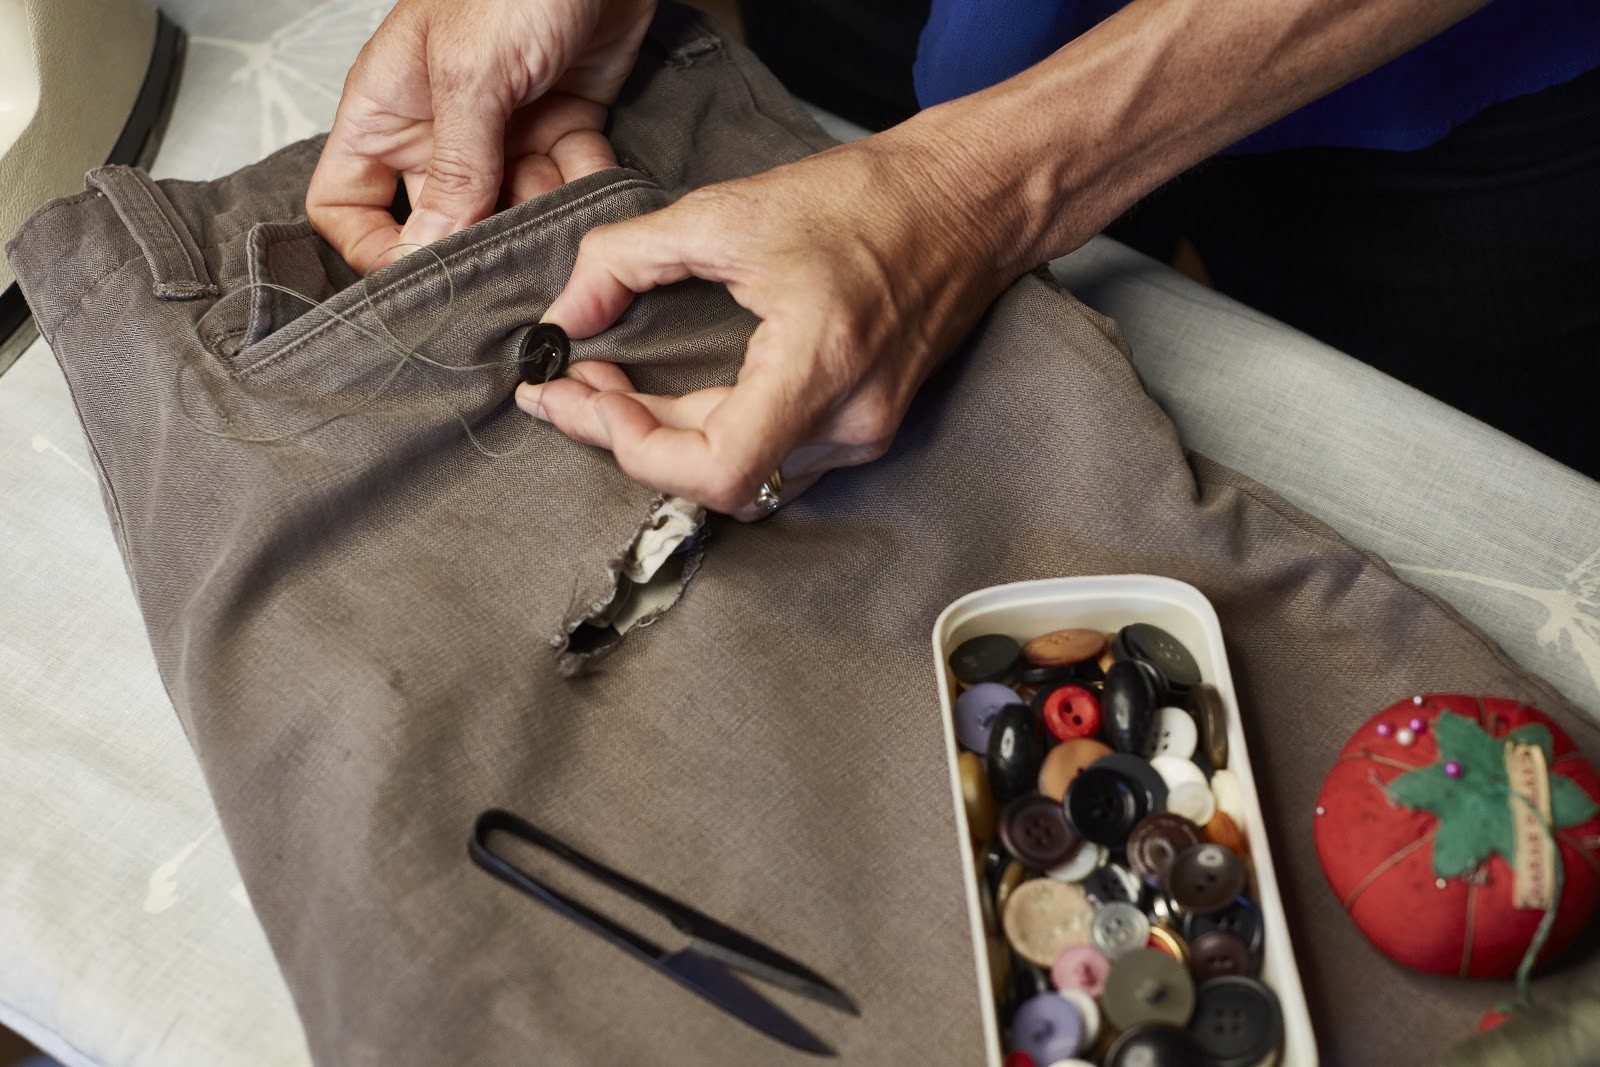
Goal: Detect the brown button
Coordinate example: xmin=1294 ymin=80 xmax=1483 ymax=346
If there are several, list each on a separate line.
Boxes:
xmin=1202 ymin=811 xmax=1249 ymax=856
xmin=1126 ymin=812 xmax=1204 ymax=888
xmin=1022 ymin=628 xmax=1106 ymax=668
xmin=995 ymin=860 xmax=1028 ymax=917
xmin=985 ymin=934 xmax=1012 ymax=1000
xmin=959 ymin=751 xmax=998 ymax=843
xmin=1166 ymin=844 xmax=1247 ymax=914
xmin=1101 ymin=947 xmax=1197 ymax=1031
xmin=1038 ymin=738 xmax=1114 ymax=801
xmin=1192 ymin=683 xmax=1229 ymax=771
xmin=1189 ymin=928 xmax=1254 ymax=981
xmin=1002 ymin=877 xmax=1096 ymax=967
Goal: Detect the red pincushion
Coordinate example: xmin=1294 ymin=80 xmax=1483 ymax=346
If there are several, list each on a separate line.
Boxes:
xmin=1314 ymin=694 xmax=1600 ymax=977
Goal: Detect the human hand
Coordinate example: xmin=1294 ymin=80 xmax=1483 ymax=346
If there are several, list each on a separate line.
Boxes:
xmin=520 ymin=123 xmax=1030 ymax=520
xmin=308 ymin=0 xmax=656 ymax=273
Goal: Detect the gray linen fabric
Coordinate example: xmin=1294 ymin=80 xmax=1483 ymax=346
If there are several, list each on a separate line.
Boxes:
xmin=8 ymin=5 xmax=1599 ymax=1064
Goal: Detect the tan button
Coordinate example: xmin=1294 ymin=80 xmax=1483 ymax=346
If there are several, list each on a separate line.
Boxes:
xmin=959 ymin=751 xmax=998 ymax=843
xmin=1203 ymin=811 xmax=1249 ymax=856
xmin=1003 ymin=877 xmax=1096 ymax=967
xmin=1022 ymin=628 xmax=1107 ymax=668
xmin=1097 ymin=633 xmax=1118 ymax=675
xmin=1038 ymin=738 xmax=1114 ymax=801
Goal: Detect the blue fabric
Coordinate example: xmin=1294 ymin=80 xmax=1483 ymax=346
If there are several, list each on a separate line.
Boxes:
xmin=913 ymin=0 xmax=1600 ymax=153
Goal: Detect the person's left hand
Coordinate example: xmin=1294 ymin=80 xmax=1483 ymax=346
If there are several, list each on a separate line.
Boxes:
xmin=521 ymin=123 xmax=1033 ymax=520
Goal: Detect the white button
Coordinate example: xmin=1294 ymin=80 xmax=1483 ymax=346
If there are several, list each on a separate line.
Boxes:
xmin=1150 ymin=754 xmax=1207 ymax=795
xmin=1091 ymin=901 xmax=1151 ymax=959
xmin=1168 ymin=780 xmax=1216 ymax=825
xmin=1047 ymin=841 xmax=1107 ymax=883
xmin=1056 ymin=988 xmax=1100 ymax=1053
xmin=1210 ymin=768 xmax=1249 ymax=826
xmin=1142 ymin=706 xmax=1198 ymax=759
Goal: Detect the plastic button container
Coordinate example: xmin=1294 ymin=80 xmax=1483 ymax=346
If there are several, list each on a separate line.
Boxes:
xmin=932 ymin=574 xmax=1317 ymax=1066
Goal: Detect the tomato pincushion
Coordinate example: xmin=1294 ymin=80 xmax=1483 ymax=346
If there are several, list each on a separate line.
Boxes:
xmin=1314 ymin=694 xmax=1600 ymax=979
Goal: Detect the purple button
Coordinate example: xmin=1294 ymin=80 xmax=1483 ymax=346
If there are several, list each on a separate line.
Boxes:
xmin=956 ymin=682 xmax=1023 ymax=752
xmin=1011 ymin=992 xmax=1085 ymax=1064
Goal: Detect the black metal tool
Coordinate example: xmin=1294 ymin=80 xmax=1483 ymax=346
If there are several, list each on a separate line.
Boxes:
xmin=469 ymin=809 xmax=858 ymax=1057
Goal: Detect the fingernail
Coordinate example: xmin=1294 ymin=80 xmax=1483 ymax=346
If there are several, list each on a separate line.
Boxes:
xmin=514 ymin=382 xmax=548 ymax=421
xmin=396 ymin=208 xmax=453 ymax=250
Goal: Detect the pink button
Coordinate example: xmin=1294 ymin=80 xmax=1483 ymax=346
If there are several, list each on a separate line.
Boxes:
xmin=1051 ymin=942 xmax=1112 ymax=998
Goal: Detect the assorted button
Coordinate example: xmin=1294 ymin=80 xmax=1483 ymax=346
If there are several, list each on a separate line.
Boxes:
xmin=950 ymin=633 xmax=1024 ymax=686
xmin=1189 ymin=977 xmax=1283 ymax=1067
xmin=1126 ymin=813 xmax=1204 ymax=888
xmin=1001 ymin=794 xmax=1082 ymax=870
xmin=956 ymin=683 xmax=1024 ymax=753
xmin=945 ymin=617 xmax=1280 ymax=1065
xmin=1101 ymin=948 xmax=1196 ymax=1030
xmin=1090 ymin=901 xmax=1151 ymax=959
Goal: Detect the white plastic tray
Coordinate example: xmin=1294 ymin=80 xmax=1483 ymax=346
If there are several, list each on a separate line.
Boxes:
xmin=932 ymin=575 xmax=1317 ymax=1065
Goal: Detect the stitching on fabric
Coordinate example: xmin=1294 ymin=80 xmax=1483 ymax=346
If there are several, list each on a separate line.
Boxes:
xmin=236 ymin=176 xmax=655 ymax=379
xmin=122 ymin=171 xmax=206 ymax=287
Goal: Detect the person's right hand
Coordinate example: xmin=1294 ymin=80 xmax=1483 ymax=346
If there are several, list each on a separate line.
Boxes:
xmin=308 ymin=0 xmax=656 ymax=274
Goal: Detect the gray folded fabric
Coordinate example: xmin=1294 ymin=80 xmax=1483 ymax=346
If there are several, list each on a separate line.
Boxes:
xmin=9 ymin=4 xmax=1598 ymax=1064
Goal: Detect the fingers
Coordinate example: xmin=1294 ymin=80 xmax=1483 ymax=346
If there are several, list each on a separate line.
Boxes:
xmin=306 ymin=123 xmax=408 ymax=275
xmin=544 ymin=205 xmax=711 ymax=339
xmin=396 ymin=76 xmax=510 ymax=248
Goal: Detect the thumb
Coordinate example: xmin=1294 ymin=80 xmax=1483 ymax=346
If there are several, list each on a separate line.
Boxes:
xmin=398 ymin=83 xmax=508 ymax=248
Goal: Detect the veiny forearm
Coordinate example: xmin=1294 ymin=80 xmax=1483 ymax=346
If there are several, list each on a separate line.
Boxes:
xmin=903 ymin=0 xmax=1493 ymax=277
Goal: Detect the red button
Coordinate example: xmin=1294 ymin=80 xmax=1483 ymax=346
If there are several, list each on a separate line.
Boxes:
xmin=1004 ymin=1051 xmax=1037 ymax=1067
xmin=1043 ymin=685 xmax=1102 ymax=742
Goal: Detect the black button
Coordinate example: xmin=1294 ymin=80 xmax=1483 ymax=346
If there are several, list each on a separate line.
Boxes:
xmin=516 ymin=322 xmax=570 ymax=385
xmin=985 ymin=704 xmax=1043 ymax=804
xmin=1188 ymin=977 xmax=1283 ymax=1067
xmin=1180 ymin=897 xmax=1264 ymax=959
xmin=1120 ymin=623 xmax=1202 ymax=695
xmin=1105 ymin=1022 xmax=1207 ymax=1067
xmin=1104 ymin=658 xmax=1159 ymax=754
xmin=1000 ymin=794 xmax=1082 ymax=870
xmin=950 ymin=633 xmax=1022 ymax=686
xmin=1081 ymin=861 xmax=1153 ymax=911
xmin=1065 ymin=766 xmax=1143 ymax=848
xmin=1090 ymin=753 xmax=1169 ymax=817
xmin=1017 ymin=663 xmax=1077 ymax=687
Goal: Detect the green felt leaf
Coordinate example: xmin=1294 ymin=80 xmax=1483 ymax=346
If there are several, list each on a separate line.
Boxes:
xmin=1506 ymin=723 xmax=1555 ymax=764
xmin=1435 ymin=711 xmax=1509 ymax=783
xmin=1550 ymin=774 xmax=1600 ymax=829
xmin=1388 ymin=763 xmax=1456 ymax=814
xmin=1432 ymin=790 xmax=1514 ymax=879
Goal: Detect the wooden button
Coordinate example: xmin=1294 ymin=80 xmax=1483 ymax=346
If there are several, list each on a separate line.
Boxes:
xmin=1038 ymin=738 xmax=1113 ymax=802
xmin=1003 ymin=878 xmax=1096 ymax=968
xmin=1191 ymin=683 xmax=1229 ymax=770
xmin=959 ymin=751 xmax=998 ymax=843
xmin=1022 ymin=628 xmax=1107 ymax=668
xmin=1202 ymin=811 xmax=1249 ymax=856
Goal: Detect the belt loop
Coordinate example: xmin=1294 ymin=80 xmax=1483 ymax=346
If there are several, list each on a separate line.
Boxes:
xmin=86 ymin=166 xmax=219 ymax=301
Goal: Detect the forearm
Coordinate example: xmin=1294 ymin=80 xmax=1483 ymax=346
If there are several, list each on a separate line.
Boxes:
xmin=907 ymin=0 xmax=1492 ymax=276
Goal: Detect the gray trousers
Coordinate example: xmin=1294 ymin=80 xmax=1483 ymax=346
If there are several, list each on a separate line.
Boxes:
xmin=8 ymin=5 xmax=1597 ymax=1063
